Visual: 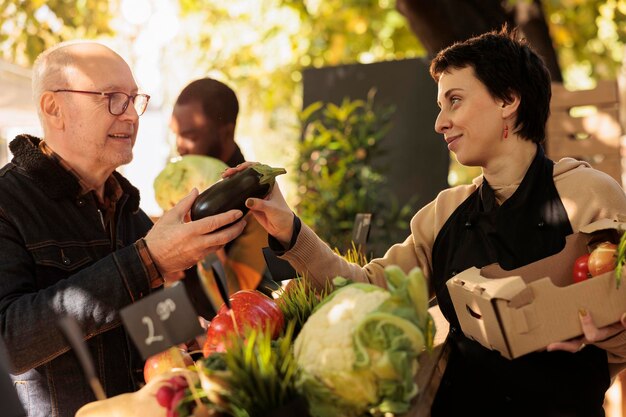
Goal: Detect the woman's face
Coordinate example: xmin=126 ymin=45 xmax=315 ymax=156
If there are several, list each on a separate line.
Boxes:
xmin=435 ymin=66 xmax=507 ymax=167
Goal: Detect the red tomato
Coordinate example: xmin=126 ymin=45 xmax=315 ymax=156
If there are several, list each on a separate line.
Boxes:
xmin=202 ymin=290 xmax=284 ymax=357
xmin=572 ymin=254 xmax=590 ymax=283
xmin=588 ymin=242 xmax=617 ymax=277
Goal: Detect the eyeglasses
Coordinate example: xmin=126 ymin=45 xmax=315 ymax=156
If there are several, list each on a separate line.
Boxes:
xmin=52 ymin=89 xmax=151 ymax=116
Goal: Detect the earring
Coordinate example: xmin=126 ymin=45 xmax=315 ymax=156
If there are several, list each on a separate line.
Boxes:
xmin=503 ymin=125 xmax=509 ymax=139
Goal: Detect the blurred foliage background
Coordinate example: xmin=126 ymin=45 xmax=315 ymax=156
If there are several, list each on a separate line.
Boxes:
xmin=296 ymin=91 xmax=415 ymax=253
xmin=4 ymin=0 xmax=625 ymax=83
xmin=3 ymin=0 xmax=624 ymax=166
xmin=1 ymin=0 xmax=625 ymax=249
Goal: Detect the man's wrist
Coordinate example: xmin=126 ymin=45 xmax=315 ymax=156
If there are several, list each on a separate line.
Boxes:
xmin=135 ymin=238 xmax=164 ymax=289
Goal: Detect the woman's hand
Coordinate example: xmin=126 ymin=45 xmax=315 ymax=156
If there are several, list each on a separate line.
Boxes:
xmin=224 ymin=162 xmax=295 ymax=247
xmin=547 ymin=310 xmax=626 ymax=353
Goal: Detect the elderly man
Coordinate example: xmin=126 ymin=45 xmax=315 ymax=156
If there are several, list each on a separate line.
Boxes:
xmin=0 ymin=42 xmax=246 ymax=417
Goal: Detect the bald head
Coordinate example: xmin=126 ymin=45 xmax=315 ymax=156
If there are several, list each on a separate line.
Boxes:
xmin=32 ymin=42 xmax=132 ymax=125
xmin=30 ymin=41 xmax=142 ymax=185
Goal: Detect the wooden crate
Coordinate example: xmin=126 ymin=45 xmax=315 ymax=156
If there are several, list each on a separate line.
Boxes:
xmin=546 ymin=81 xmax=623 ymax=186
xmin=402 ymin=305 xmax=450 ymax=417
xmin=404 ymin=341 xmax=450 ymax=417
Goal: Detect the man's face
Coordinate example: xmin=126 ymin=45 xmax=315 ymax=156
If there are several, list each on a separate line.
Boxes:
xmin=170 ymin=101 xmax=222 ymax=159
xmin=56 ymin=44 xmax=140 ymax=173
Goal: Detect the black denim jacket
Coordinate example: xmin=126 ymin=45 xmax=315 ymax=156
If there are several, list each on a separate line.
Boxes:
xmin=0 ymin=135 xmax=156 ymax=417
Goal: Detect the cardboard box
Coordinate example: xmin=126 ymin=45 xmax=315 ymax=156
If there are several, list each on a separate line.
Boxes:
xmin=446 ymin=219 xmax=626 ymax=359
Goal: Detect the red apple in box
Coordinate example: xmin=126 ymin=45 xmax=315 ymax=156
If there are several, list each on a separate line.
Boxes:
xmin=144 ymin=347 xmax=193 ymax=383
xmin=202 ymin=290 xmax=284 ymax=357
xmin=588 ymin=242 xmax=617 ymax=277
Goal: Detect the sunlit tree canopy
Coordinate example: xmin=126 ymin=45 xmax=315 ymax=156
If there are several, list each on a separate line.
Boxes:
xmin=1 ymin=0 xmax=625 ymax=191
xmin=2 ymin=0 xmax=625 ymax=87
xmin=0 ymin=0 xmax=113 ymax=66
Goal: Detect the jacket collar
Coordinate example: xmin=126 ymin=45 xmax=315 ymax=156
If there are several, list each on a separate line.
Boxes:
xmin=9 ymin=134 xmax=141 ymax=212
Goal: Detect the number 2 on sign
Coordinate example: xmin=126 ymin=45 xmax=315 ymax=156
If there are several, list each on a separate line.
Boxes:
xmin=142 ymin=316 xmax=164 ymax=345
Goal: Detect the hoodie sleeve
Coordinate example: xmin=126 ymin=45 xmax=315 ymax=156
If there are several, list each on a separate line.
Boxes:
xmin=553 ymin=158 xmax=626 ymax=231
xmin=279 ymin=184 xmax=476 ymax=292
xmin=554 ymin=158 xmax=626 ymax=372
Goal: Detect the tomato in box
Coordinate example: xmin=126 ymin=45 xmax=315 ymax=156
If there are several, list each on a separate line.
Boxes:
xmin=572 ymin=254 xmax=590 ymax=283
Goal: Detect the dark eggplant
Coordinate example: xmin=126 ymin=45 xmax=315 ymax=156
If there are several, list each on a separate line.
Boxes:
xmin=190 ymin=164 xmax=286 ymax=222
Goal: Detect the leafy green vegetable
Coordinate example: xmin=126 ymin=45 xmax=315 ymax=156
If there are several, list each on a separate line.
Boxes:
xmin=294 ymin=266 xmax=434 ymax=417
xmin=201 ymin=352 xmax=228 ymax=372
xmin=153 ymin=155 xmax=228 ymax=211
xmin=221 ymin=322 xmax=301 ymax=417
xmin=276 ymin=277 xmax=331 ymax=337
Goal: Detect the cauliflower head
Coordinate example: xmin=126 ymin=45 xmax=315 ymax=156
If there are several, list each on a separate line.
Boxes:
xmin=294 ymin=267 xmax=434 ymax=417
xmin=294 ymin=285 xmax=390 ymax=410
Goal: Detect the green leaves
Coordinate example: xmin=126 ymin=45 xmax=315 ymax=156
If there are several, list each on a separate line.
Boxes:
xmin=1 ymin=0 xmax=113 ymax=66
xmin=543 ymin=0 xmax=626 ymax=82
xmin=216 ymin=322 xmax=301 ymax=417
xmin=276 ymin=277 xmax=330 ymax=337
xmin=296 ymin=91 xmax=414 ymax=255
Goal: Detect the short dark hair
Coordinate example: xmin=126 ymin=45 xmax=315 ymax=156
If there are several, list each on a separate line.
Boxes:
xmin=175 ymin=78 xmax=239 ymax=126
xmin=429 ymin=27 xmax=551 ymax=144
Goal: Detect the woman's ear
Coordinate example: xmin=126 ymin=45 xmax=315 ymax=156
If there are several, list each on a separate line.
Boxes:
xmin=40 ymin=91 xmax=64 ymax=130
xmin=500 ymin=92 xmax=520 ymax=119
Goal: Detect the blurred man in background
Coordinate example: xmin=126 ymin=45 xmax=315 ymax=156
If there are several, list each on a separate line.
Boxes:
xmin=170 ymin=78 xmax=271 ymax=316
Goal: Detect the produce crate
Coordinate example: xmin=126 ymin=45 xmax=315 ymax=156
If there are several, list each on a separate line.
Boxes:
xmin=447 ymin=218 xmax=626 ymax=359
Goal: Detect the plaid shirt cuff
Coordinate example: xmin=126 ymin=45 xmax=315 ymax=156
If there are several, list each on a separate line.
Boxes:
xmin=135 ymin=238 xmax=164 ymax=288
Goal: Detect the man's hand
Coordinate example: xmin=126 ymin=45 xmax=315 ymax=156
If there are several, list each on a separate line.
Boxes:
xmin=224 ymin=162 xmax=294 ymax=246
xmin=144 ymin=188 xmax=246 ymax=274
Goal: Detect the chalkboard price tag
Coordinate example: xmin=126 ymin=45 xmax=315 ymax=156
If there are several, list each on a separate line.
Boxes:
xmin=351 ymin=213 xmax=373 ymax=248
xmin=120 ymin=282 xmax=203 ymax=359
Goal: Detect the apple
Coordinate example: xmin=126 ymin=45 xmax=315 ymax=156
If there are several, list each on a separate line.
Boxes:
xmin=202 ymin=311 xmax=236 ymax=355
xmin=202 ymin=290 xmax=284 ymax=357
xmin=588 ymin=242 xmax=617 ymax=277
xmin=144 ymin=347 xmax=193 ymax=383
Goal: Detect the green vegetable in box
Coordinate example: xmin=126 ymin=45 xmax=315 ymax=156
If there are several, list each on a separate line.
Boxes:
xmin=295 ymin=266 xmax=435 ymax=417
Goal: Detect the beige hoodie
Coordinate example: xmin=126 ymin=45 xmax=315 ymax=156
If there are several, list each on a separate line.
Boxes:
xmin=282 ymin=157 xmax=626 ymax=369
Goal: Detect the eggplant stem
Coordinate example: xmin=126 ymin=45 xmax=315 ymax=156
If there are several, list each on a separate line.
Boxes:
xmin=251 ymin=164 xmax=287 ymax=185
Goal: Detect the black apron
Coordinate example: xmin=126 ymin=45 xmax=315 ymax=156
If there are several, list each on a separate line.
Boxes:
xmin=430 ymin=146 xmax=609 ymax=417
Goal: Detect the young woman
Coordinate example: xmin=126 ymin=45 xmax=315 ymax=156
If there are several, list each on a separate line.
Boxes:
xmin=232 ymin=28 xmax=626 ymax=416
